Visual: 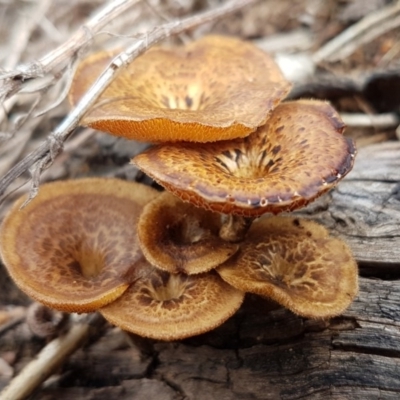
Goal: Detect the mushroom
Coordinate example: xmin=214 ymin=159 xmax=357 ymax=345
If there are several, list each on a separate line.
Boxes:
xmin=69 ymin=35 xmax=291 ymax=143
xmin=0 ymin=178 xmax=159 ymax=313
xmin=137 ymin=192 xmax=239 ymax=274
xmin=216 ymin=217 xmax=358 ymax=318
xmin=133 ymin=99 xmax=356 ymax=240
xmin=99 ymin=257 xmax=244 ymax=341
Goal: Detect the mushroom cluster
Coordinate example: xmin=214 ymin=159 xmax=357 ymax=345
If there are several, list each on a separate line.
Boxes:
xmin=0 ymin=35 xmax=358 ymax=341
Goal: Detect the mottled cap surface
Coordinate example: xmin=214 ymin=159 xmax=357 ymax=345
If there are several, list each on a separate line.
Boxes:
xmin=138 ymin=192 xmax=238 ymax=274
xmin=217 ymin=217 xmax=358 ymax=318
xmin=0 ymin=178 xmax=159 ymax=313
xmin=133 ymin=100 xmax=356 ymax=217
xmin=69 ymin=35 xmax=291 ymax=142
xmin=100 ymin=259 xmax=244 ymax=340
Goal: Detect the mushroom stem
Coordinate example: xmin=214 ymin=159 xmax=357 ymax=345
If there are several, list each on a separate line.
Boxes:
xmin=219 ymin=215 xmax=254 ymax=243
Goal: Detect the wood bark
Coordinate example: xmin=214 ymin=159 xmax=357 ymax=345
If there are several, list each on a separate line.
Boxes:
xmin=297 ymin=141 xmax=400 ymax=268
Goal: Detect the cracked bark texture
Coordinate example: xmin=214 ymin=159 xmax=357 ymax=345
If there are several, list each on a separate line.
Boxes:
xmin=1 ymin=141 xmax=400 ymax=399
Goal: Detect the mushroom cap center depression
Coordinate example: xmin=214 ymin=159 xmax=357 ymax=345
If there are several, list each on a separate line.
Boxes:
xmin=72 ymin=248 xmax=105 ymax=279
xmin=156 ymin=83 xmax=206 ymax=111
xmin=27 ymin=194 xmax=140 ymax=284
xmin=143 ymin=273 xmax=192 ymax=303
xmin=214 ymin=142 xmax=282 ymax=180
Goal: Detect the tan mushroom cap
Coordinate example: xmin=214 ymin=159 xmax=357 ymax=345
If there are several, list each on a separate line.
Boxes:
xmin=138 ymin=192 xmax=238 ymax=274
xmin=216 ymin=217 xmax=358 ymax=318
xmin=0 ymin=178 xmax=159 ymax=313
xmin=133 ymin=100 xmax=356 ymax=217
xmin=69 ymin=35 xmax=291 ymax=143
xmin=100 ymin=259 xmax=244 ymax=340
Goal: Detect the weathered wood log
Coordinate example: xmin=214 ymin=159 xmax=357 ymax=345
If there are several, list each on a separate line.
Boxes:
xmin=26 ymin=277 xmax=400 ymax=399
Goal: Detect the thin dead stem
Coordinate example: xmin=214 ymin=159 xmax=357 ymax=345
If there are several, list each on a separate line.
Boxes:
xmin=0 ymin=0 xmax=141 ymax=83
xmin=313 ymin=1 xmax=400 ymax=63
xmin=0 ymin=314 xmax=104 ymax=400
xmin=0 ymin=0 xmax=141 ymax=105
xmin=341 ymin=112 xmax=400 ymax=129
xmin=2 ymin=0 xmax=52 ymax=71
xmin=0 ymin=0 xmax=52 ymax=124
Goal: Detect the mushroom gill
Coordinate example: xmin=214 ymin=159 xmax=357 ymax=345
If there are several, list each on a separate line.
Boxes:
xmin=133 ymin=99 xmax=356 ymax=217
xmin=0 ymin=178 xmax=159 ymax=313
xmin=69 ymin=35 xmax=291 ymax=143
xmin=216 ymin=217 xmax=358 ymax=318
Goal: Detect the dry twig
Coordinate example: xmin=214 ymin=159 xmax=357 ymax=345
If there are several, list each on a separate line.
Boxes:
xmin=0 ymin=0 xmax=142 ymax=96
xmin=0 ymin=314 xmax=104 ymax=400
xmin=0 ymin=0 xmax=52 ymax=124
xmin=313 ymin=1 xmax=400 ymax=63
xmin=0 ymin=0 xmax=260 ymax=206
xmin=341 ymin=112 xmax=400 ymax=130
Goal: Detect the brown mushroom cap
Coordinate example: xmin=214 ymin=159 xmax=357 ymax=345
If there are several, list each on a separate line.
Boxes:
xmin=133 ymin=99 xmax=356 ymax=217
xmin=69 ymin=35 xmax=291 ymax=143
xmin=137 ymin=192 xmax=239 ymax=274
xmin=100 ymin=259 xmax=244 ymax=340
xmin=0 ymin=178 xmax=159 ymax=313
xmin=216 ymin=217 xmax=358 ymax=318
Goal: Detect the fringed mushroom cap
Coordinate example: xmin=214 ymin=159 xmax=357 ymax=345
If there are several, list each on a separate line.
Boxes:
xmin=69 ymin=35 xmax=291 ymax=143
xmin=133 ymin=100 xmax=356 ymax=217
xmin=0 ymin=178 xmax=159 ymax=313
xmin=216 ymin=217 xmax=358 ymax=318
xmin=137 ymin=192 xmax=239 ymax=274
xmin=100 ymin=259 xmax=244 ymax=340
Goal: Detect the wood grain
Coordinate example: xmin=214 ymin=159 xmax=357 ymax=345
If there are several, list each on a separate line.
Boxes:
xmin=297 ymin=141 xmax=400 ymax=267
